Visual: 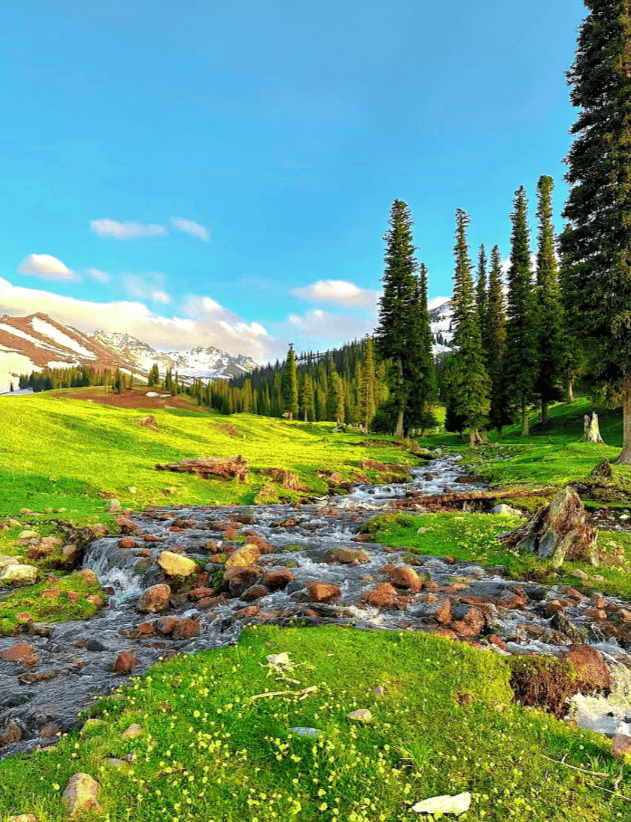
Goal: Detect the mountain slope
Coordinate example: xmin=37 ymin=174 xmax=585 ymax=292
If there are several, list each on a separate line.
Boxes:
xmin=0 ymin=313 xmax=258 ymax=393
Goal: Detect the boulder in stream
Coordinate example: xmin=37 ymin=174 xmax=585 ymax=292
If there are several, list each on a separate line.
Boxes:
xmin=137 ymin=583 xmax=171 ymax=613
xmin=499 ymin=485 xmax=599 ymax=569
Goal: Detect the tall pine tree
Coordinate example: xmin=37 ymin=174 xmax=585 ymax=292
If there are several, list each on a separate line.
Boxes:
xmin=534 ymin=174 xmax=565 ymax=425
xmin=360 ymin=337 xmax=377 ymax=431
xmin=561 ymin=0 xmax=631 ymax=462
xmin=475 ymin=245 xmax=491 ymax=361
xmin=281 ymin=344 xmax=299 ymax=419
xmin=449 ymin=209 xmax=490 ymax=446
xmin=487 ymin=245 xmax=510 ymax=435
xmin=405 ymin=263 xmax=437 ymax=433
xmin=375 ymin=200 xmax=419 ymax=438
xmin=503 ymin=186 xmax=538 ymax=436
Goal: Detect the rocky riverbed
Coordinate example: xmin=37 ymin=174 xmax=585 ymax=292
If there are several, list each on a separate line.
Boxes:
xmin=2 ymin=455 xmax=631 ymax=761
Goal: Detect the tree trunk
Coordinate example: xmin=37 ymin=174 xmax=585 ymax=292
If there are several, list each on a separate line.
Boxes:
xmin=567 ymin=378 xmax=575 ymax=404
xmin=541 ymin=401 xmax=549 ymax=426
xmin=521 ymin=399 xmax=529 ymax=436
xmin=469 ymin=428 xmax=482 ymax=448
xmin=615 ymin=372 xmax=631 ymax=464
xmin=394 ymin=358 xmax=405 ymax=439
xmin=584 ymin=413 xmax=605 ymax=444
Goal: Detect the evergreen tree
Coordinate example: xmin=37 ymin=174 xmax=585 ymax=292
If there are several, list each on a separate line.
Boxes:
xmin=281 ymin=344 xmax=299 ymax=419
xmin=475 ymin=245 xmax=491 ymax=360
xmin=360 ymin=337 xmax=377 ymax=431
xmin=503 ymin=186 xmax=538 ymax=436
xmin=449 ymin=209 xmax=490 ymax=447
xmin=405 ymin=264 xmax=437 ymax=433
xmin=487 ymin=245 xmax=511 ymax=435
xmin=374 ymin=199 xmax=418 ymax=438
xmin=558 ymin=224 xmax=583 ymax=402
xmin=534 ymin=174 xmax=565 ymax=425
xmin=242 ymin=378 xmax=253 ymax=412
xmin=300 ymin=373 xmax=315 ymax=422
xmin=327 ymin=357 xmax=344 ymax=424
xmin=561 ymin=0 xmax=631 ymax=461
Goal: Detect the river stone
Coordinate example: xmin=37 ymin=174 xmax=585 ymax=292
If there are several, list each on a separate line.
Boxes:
xmin=122 ymin=723 xmax=143 ymax=739
xmin=137 ymin=583 xmax=171 ymax=613
xmin=0 ymin=555 xmax=20 ymax=570
xmin=157 ymin=551 xmax=198 ymax=577
xmin=348 ymin=709 xmax=372 ymax=721
xmin=564 ymin=644 xmax=610 ymax=692
xmin=18 ymin=530 xmax=38 ymax=540
xmin=412 ymin=792 xmax=472 ymax=815
xmin=612 ymin=732 xmax=631 ymax=757
xmin=330 ymin=548 xmax=370 ymax=564
xmin=1 ymin=564 xmax=38 ymax=586
xmin=63 ymin=773 xmax=101 ymax=816
xmin=386 ymin=565 xmax=423 ymax=592
xmin=307 ymin=581 xmax=341 ymax=603
xmin=491 ymin=504 xmax=522 ymax=516
xmin=0 ymin=721 xmax=23 ymax=745
xmin=113 ymin=651 xmax=138 ymax=674
xmin=225 ymin=544 xmax=261 ymax=568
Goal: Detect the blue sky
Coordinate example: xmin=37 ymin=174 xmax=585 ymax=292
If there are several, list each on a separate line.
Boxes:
xmin=0 ymin=0 xmax=586 ymax=363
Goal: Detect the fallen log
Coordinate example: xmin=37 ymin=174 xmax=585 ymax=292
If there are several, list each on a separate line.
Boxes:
xmin=155 ymin=455 xmax=249 ymax=484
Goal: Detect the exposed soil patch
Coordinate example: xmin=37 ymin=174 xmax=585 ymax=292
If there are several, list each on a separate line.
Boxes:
xmin=49 ymin=387 xmax=200 ymax=411
xmin=214 ymin=424 xmax=241 ymax=438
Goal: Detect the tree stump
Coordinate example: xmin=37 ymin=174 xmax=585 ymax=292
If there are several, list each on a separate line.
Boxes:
xmin=499 ymin=485 xmax=599 ymax=569
xmin=584 ymin=413 xmax=605 ymax=444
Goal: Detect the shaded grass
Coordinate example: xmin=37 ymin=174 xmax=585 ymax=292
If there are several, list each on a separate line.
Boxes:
xmin=0 ymin=626 xmax=628 ymax=821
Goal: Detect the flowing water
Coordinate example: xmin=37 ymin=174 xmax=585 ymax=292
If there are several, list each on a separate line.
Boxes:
xmin=1 ymin=455 xmax=631 ymax=761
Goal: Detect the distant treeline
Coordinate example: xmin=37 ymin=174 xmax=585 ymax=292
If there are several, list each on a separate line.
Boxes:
xmin=209 ymin=338 xmax=390 ymax=426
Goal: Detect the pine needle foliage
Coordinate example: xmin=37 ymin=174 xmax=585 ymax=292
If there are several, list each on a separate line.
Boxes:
xmin=450 ymin=209 xmax=490 ymax=446
xmin=503 ymin=186 xmax=538 ymax=436
xmin=561 ymin=0 xmax=631 ymax=462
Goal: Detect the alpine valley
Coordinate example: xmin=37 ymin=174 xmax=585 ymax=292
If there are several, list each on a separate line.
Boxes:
xmin=0 ymin=312 xmax=259 ymax=393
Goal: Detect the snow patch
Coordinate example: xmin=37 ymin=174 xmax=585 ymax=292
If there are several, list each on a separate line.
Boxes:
xmin=31 ymin=316 xmax=96 ymax=358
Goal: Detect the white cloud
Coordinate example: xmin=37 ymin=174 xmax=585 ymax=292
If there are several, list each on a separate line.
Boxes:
xmin=152 ymin=290 xmax=171 ymax=304
xmin=90 ymin=218 xmax=167 ymax=240
xmin=292 ymin=279 xmax=379 ymax=308
xmin=86 ymin=268 xmax=112 ymax=284
xmin=0 ymin=276 xmax=279 ymax=364
xmin=170 ymin=217 xmax=210 ymax=242
xmin=17 ymin=253 xmax=79 ymax=282
xmin=283 ymin=309 xmax=373 ymax=343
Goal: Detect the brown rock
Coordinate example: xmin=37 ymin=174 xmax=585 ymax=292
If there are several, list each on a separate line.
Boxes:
xmin=225 ymin=543 xmax=261 ymax=568
xmin=330 ymin=548 xmax=370 ymax=565
xmin=225 ymin=566 xmax=259 ymax=597
xmin=414 ymin=597 xmax=452 ymax=625
xmin=242 ymin=584 xmax=270 ymax=602
xmin=76 ymin=570 xmax=99 ymax=586
xmin=137 ymin=583 xmax=171 ymax=614
xmin=40 ymin=722 xmax=59 ymax=739
xmin=584 ymin=607 xmax=608 ymax=620
xmin=28 ymin=545 xmax=52 ymax=560
xmin=564 ymin=644 xmax=610 ymax=692
xmin=386 ymin=565 xmax=423 ymax=592
xmin=63 ymin=773 xmax=101 ymax=816
xmin=361 ymin=582 xmax=400 ymax=609
xmin=197 ymin=596 xmax=226 ymax=609
xmin=67 ymin=591 xmax=80 ymax=604
xmin=115 ymin=515 xmax=139 ymax=534
xmin=113 ymin=651 xmax=138 ymax=674
xmin=188 ymin=587 xmax=216 ymax=601
xmin=156 ymin=616 xmax=180 ymax=635
xmin=0 ymin=721 xmax=22 ymax=745
xmin=488 ymin=634 xmax=508 ymax=651
xmin=1 ymin=642 xmax=36 ymax=662
xmin=41 ymin=588 xmax=62 ymax=599
xmin=119 ymin=537 xmax=137 ymax=549
xmin=307 ymin=581 xmax=341 ymax=604
xmin=137 ymin=621 xmax=156 ymax=635
xmin=450 ymin=604 xmax=486 ymax=637
xmin=263 ymin=568 xmax=295 ymax=591
xmin=612 ymin=733 xmax=631 ymax=757
xmin=86 ymin=595 xmax=104 ymax=607
xmin=234 ymin=605 xmax=259 ymax=619
xmin=173 ymin=618 xmax=200 ymax=639
xmin=122 ymin=723 xmax=143 ymax=738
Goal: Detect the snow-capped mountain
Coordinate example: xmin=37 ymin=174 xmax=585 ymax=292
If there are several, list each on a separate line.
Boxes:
xmin=0 ymin=313 xmax=258 ymax=393
xmin=429 ymin=299 xmax=455 ymax=355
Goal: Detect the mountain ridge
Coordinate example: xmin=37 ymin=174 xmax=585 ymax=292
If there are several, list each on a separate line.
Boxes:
xmin=0 ymin=313 xmax=258 ymax=393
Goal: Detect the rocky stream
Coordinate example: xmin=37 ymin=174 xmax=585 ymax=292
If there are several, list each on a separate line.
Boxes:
xmin=2 ymin=455 xmax=631 ymax=762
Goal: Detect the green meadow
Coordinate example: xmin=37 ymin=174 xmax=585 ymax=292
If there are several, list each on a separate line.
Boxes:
xmin=1 ymin=625 xmax=629 ymax=822
xmin=1 ymin=391 xmax=631 ymax=818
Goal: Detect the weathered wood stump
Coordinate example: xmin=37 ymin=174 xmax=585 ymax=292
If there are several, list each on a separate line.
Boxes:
xmin=155 ymin=455 xmax=249 ymax=483
xmin=499 ymin=484 xmax=599 ymax=569
xmin=584 ymin=413 xmax=605 ymax=444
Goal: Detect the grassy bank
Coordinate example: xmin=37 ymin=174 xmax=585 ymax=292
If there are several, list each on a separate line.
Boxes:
xmin=1 ymin=625 xmax=628 ymax=822
xmin=0 ymin=391 xmax=417 ymax=522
